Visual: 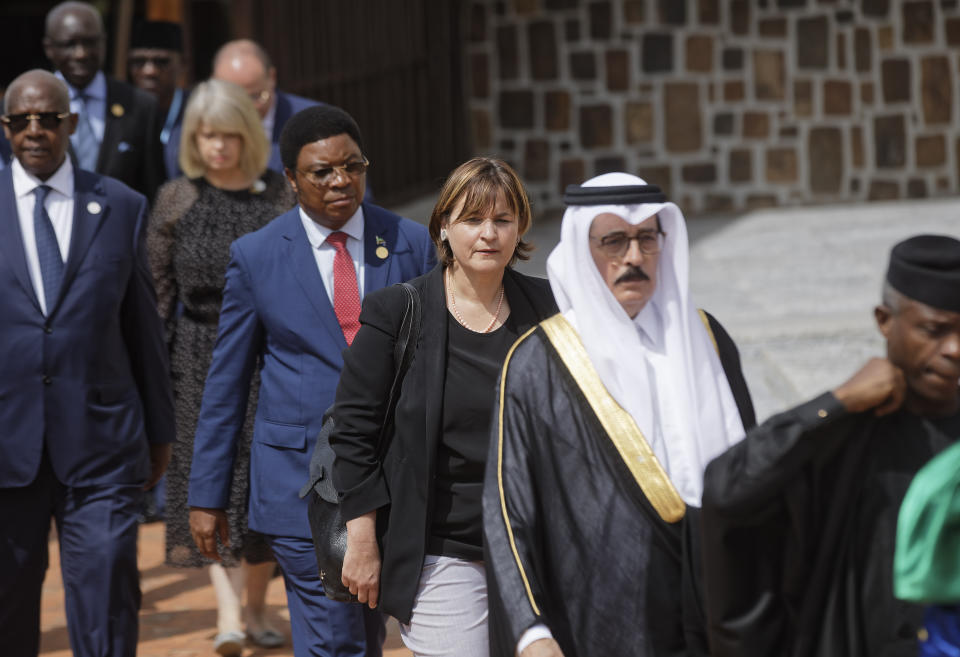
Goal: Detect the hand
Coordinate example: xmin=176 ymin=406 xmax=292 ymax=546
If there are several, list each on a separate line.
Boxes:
xmin=342 ymin=511 xmax=381 ymax=608
xmin=833 ymin=357 xmax=906 ymax=416
xmin=189 ymin=507 xmax=229 ymax=561
xmin=144 ymin=442 xmax=171 ymax=490
xmin=521 ymin=638 xmax=565 ymax=657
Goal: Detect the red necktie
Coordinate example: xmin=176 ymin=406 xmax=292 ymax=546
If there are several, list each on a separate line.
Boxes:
xmin=327 ymin=231 xmax=361 ymax=345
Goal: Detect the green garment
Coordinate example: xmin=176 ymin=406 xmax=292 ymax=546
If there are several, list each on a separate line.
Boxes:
xmin=896 ymin=439 xmax=960 ymax=604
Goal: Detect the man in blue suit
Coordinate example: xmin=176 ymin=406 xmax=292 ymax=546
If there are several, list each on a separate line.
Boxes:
xmin=188 ymin=104 xmax=435 ymax=657
xmin=0 ymin=70 xmax=174 ymax=657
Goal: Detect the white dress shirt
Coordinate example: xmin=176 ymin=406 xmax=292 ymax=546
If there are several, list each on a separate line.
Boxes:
xmin=12 ymin=157 xmax=75 ymax=315
xmin=57 ymin=70 xmax=107 ymax=145
xmin=299 ymin=205 xmax=365 ymax=303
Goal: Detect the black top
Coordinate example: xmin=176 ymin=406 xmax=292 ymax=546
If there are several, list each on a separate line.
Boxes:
xmin=330 ymin=264 xmax=558 ymax=623
xmin=430 ymin=312 xmax=520 ymax=560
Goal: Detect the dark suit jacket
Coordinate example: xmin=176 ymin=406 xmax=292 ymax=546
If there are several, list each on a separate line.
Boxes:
xmin=95 ymin=78 xmax=166 ymax=201
xmin=268 ymin=91 xmax=320 ymax=173
xmin=187 ymin=202 xmax=435 ymax=538
xmin=0 ymin=134 xmax=10 ymax=168
xmin=0 ymin=165 xmax=175 ymax=488
xmin=329 ymin=264 xmax=558 ymax=622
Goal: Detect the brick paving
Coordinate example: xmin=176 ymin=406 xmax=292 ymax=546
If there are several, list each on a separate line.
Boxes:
xmin=39 ymin=522 xmax=412 ymax=657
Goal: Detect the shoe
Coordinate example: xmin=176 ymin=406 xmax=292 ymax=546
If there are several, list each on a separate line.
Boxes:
xmin=247 ymin=628 xmax=285 ymax=648
xmin=213 ymin=630 xmax=245 ymax=656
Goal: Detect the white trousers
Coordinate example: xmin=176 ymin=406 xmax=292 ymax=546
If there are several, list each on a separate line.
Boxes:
xmin=399 ymin=555 xmax=489 ymax=657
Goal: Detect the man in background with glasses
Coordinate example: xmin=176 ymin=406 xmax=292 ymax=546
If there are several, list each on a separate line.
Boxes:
xmin=212 ymin=39 xmax=320 ymax=175
xmin=127 ymin=20 xmax=188 ymax=181
xmin=43 ymin=1 xmax=165 ymax=201
xmin=0 ymin=69 xmax=174 ymax=657
xmin=483 ymin=172 xmax=755 ymax=657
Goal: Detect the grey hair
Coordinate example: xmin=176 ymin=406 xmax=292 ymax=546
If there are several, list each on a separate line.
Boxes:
xmin=881 ymin=281 xmax=905 ymax=314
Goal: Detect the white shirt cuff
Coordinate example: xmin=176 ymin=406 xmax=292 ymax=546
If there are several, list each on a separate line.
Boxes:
xmin=516 ymin=623 xmax=554 ymax=656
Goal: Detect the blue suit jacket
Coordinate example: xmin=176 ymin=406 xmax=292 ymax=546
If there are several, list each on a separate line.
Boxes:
xmin=268 ymin=91 xmax=320 ymax=173
xmin=0 ymin=166 xmax=175 ymax=488
xmin=188 ymin=202 xmax=435 ymax=537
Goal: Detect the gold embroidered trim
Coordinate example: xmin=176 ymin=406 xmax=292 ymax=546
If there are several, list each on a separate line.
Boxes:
xmin=698 ymin=309 xmax=719 ymax=354
xmin=496 ymin=325 xmax=542 ymax=615
xmin=540 ymin=314 xmax=686 ymax=523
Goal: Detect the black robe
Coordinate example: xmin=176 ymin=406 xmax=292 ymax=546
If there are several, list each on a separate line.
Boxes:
xmin=482 ymin=313 xmax=754 ymax=657
xmin=701 ymin=392 xmax=960 ymax=657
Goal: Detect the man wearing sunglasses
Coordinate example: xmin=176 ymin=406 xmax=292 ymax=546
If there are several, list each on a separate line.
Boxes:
xmin=0 ymin=69 xmax=174 ymax=657
xmin=483 ymin=173 xmax=755 ymax=657
xmin=43 ymin=1 xmax=165 ymax=201
xmin=127 ymin=20 xmax=188 ymax=181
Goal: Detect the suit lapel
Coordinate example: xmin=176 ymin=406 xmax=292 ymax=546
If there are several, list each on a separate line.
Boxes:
xmin=96 ymin=79 xmax=124 ymax=172
xmin=52 ymin=171 xmax=108 ymax=316
xmin=282 ymin=209 xmax=348 ymax=348
xmin=0 ymin=168 xmax=42 ymax=312
xmin=419 ymin=265 xmax=448 ymax=479
xmin=362 ymin=204 xmax=397 ymax=296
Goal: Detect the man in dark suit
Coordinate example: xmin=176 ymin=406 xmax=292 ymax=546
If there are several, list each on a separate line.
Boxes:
xmin=0 ymin=70 xmax=174 ymax=657
xmin=44 ymin=1 xmax=165 ymax=201
xmin=187 ymin=104 xmax=434 ymax=657
xmin=127 ymin=20 xmax=188 ymax=181
xmin=211 ymin=39 xmax=320 ymax=174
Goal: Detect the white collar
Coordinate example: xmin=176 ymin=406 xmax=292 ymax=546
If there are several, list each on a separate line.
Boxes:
xmin=632 ymin=298 xmax=663 ymax=350
xmin=56 ymin=70 xmax=107 ymax=101
xmin=11 ymin=156 xmax=74 ymax=200
xmin=262 ymin=96 xmax=277 ymax=138
xmin=299 ymin=204 xmax=365 ymax=250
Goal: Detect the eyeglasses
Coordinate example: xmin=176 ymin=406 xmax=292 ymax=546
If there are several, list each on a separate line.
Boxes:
xmin=589 ymin=228 xmax=666 ymax=258
xmin=129 ymin=55 xmax=173 ymax=69
xmin=0 ymin=112 xmax=71 ymax=133
xmin=297 ymin=158 xmax=369 ymax=186
xmin=47 ymin=37 xmax=102 ymax=52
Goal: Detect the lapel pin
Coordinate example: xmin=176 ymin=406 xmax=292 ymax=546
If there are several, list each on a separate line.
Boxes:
xmin=375 ymin=235 xmax=388 ymax=259
xmin=111 ymin=103 xmax=125 ymax=117
xmin=87 ymin=201 xmax=102 ymax=215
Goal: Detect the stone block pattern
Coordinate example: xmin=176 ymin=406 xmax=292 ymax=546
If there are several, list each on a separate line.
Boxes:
xmin=467 ymin=0 xmax=960 ymax=214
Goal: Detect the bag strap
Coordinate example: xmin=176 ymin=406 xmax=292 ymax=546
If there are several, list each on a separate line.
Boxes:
xmin=374 ymin=282 xmax=421 ymax=460
xmin=539 ymin=313 xmax=686 ymax=523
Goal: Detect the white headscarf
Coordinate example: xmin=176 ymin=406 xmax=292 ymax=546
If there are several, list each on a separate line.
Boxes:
xmin=546 ymin=172 xmax=745 ymax=505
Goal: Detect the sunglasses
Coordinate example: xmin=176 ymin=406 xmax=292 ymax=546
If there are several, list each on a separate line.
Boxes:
xmin=129 ymin=55 xmax=174 ymax=69
xmin=1 ymin=112 xmax=71 ymax=133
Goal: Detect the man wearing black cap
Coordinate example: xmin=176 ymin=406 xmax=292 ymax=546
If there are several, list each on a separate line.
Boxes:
xmin=701 ymin=234 xmax=960 ymax=657
xmin=128 ymin=20 xmax=187 ymax=180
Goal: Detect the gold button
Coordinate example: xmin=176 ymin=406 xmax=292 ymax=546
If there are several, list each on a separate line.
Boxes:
xmin=918 ymin=627 xmax=929 ymax=642
xmin=817 ymin=409 xmax=828 ymax=418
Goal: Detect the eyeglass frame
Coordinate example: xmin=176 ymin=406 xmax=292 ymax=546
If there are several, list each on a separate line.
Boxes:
xmin=46 ymin=36 xmax=104 ymax=52
xmin=295 ymin=157 xmax=370 ymax=187
xmin=129 ymin=54 xmax=175 ymax=69
xmin=588 ymin=227 xmax=667 ymax=258
xmin=0 ymin=112 xmax=72 ymax=133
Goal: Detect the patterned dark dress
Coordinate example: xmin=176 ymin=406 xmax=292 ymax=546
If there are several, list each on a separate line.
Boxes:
xmin=148 ymin=171 xmax=295 ymax=567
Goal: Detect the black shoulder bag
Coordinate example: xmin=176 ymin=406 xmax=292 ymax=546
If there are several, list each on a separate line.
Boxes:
xmin=299 ymin=282 xmax=422 ymax=602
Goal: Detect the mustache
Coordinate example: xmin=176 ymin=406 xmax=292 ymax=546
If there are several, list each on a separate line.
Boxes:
xmin=615 ymin=266 xmax=650 ymax=285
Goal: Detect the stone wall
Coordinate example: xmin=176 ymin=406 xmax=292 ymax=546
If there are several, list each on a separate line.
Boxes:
xmin=466 ymin=0 xmax=960 ymax=215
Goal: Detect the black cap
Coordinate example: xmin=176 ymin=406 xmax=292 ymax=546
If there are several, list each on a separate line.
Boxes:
xmin=130 ymin=21 xmax=183 ymax=52
xmin=562 ymin=184 xmax=666 ymax=206
xmin=887 ymin=234 xmax=960 ymax=313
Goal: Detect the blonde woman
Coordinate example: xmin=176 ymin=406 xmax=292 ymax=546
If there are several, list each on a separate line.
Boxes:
xmin=147 ymin=79 xmax=294 ymax=656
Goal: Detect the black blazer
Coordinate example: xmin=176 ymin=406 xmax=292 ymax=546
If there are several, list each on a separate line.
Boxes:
xmin=96 ymin=78 xmax=165 ymax=201
xmin=330 ymin=263 xmax=557 ymax=623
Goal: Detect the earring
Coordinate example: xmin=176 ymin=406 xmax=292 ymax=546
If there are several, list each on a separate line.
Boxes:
xmin=440 ymin=228 xmax=448 ymax=241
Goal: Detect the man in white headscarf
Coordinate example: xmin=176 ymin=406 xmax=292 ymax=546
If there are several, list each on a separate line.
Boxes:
xmin=482 ymin=173 xmax=755 ymax=657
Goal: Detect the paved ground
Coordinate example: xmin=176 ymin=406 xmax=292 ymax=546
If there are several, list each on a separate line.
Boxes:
xmin=38 ymin=195 xmax=960 ymax=654
xmin=39 ymin=522 xmax=412 ymax=657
